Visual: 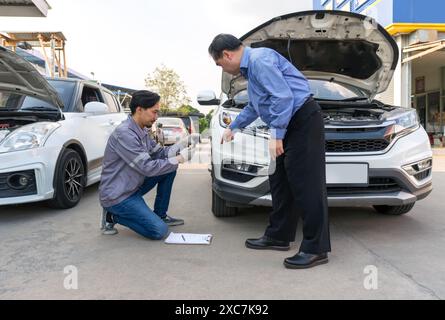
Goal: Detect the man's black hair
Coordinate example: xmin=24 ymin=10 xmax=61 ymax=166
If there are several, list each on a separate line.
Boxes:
xmin=129 ymin=90 xmax=161 ymax=115
xmin=208 ymin=34 xmax=243 ymax=60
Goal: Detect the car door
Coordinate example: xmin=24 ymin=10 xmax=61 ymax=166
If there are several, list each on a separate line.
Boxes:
xmin=102 ymin=90 xmax=126 ymax=131
xmin=79 ymin=84 xmax=113 ymax=169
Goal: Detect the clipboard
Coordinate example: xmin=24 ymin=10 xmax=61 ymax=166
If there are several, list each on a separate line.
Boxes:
xmin=164 ymin=232 xmax=213 ymax=245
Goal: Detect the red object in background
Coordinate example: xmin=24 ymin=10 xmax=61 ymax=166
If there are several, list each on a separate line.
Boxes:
xmin=428 ymin=133 xmax=434 ymax=145
xmin=0 ymin=123 xmax=10 ymax=129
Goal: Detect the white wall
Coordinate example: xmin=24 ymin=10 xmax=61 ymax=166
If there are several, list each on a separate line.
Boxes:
xmin=412 ymin=52 xmax=445 ymax=94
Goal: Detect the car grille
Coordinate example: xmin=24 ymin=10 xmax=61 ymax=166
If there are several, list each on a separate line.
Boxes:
xmin=326 ymin=139 xmax=389 ymax=153
xmin=327 ymin=177 xmax=401 ymax=195
xmin=0 ymin=170 xmax=37 ymax=198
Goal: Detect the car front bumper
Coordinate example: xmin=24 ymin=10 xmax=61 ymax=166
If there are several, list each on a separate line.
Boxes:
xmin=212 ymin=127 xmax=433 ymax=208
xmin=0 ymin=146 xmax=61 ymax=206
xmin=214 ymin=168 xmax=432 ymax=208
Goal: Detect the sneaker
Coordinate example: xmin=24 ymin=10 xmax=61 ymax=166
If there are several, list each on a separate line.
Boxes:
xmin=100 ymin=209 xmax=118 ymax=235
xmin=162 ymin=215 xmax=184 ymax=226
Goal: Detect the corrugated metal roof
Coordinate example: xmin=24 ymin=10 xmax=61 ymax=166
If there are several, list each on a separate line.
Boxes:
xmin=2 ymin=31 xmax=66 ymax=42
xmin=0 ymin=0 xmax=50 ymax=17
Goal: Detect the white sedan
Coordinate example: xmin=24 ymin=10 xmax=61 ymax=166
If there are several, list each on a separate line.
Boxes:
xmin=0 ymin=46 xmax=127 ymax=208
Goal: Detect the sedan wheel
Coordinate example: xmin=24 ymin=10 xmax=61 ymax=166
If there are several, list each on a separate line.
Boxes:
xmin=48 ymin=149 xmax=85 ymax=209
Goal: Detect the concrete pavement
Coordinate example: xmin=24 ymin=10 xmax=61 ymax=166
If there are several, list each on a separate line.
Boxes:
xmin=0 ymin=144 xmax=444 ymax=300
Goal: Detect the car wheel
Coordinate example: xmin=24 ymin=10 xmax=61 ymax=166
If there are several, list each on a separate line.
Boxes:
xmin=48 ymin=149 xmax=85 ymax=209
xmin=373 ymin=203 xmax=415 ymax=215
xmin=212 ymin=189 xmax=238 ymax=217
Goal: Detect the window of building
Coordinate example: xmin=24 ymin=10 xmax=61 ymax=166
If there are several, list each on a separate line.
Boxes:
xmin=335 ymin=0 xmax=350 ymax=9
xmin=322 ymin=0 xmax=333 ymax=10
xmin=353 ymin=0 xmax=374 ymax=12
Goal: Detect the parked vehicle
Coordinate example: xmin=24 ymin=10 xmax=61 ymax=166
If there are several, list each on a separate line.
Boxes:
xmin=0 ymin=45 xmax=127 ymax=208
xmin=198 ymin=10 xmax=433 ymax=217
xmin=153 ymin=117 xmax=189 ymax=146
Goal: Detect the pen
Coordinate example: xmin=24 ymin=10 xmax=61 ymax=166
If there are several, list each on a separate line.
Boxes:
xmin=182 ymin=235 xmax=186 ymax=242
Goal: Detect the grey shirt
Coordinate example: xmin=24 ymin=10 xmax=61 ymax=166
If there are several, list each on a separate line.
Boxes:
xmin=99 ymin=116 xmax=179 ymax=208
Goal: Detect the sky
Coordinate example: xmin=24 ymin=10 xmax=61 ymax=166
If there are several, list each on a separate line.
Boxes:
xmin=0 ymin=0 xmax=312 ymax=113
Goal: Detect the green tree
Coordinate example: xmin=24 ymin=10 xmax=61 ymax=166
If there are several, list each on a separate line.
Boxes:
xmin=145 ymin=64 xmax=191 ymax=112
xmin=176 ymin=104 xmax=201 ymax=116
xmin=199 ymin=109 xmax=215 ymax=133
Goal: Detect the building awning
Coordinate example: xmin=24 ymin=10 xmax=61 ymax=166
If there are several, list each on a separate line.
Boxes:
xmin=0 ymin=31 xmax=68 ymax=78
xmin=402 ymin=40 xmax=445 ymax=64
xmin=0 ymin=0 xmax=51 ymax=17
xmin=386 ymin=23 xmax=445 ymax=36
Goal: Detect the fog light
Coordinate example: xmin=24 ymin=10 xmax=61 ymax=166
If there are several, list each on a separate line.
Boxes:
xmin=222 ymin=161 xmax=261 ymax=174
xmin=416 ymin=159 xmax=432 ymax=171
xmin=19 ymin=176 xmax=29 ymax=187
xmin=7 ymin=174 xmax=30 ymax=190
xmin=402 ymin=158 xmax=433 ymax=176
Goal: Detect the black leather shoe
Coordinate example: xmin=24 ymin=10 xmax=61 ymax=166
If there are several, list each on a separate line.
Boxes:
xmin=245 ymin=236 xmax=290 ymax=251
xmin=284 ymin=252 xmax=329 ymax=269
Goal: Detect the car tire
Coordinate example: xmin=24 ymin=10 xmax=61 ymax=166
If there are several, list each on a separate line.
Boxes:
xmin=212 ymin=189 xmax=238 ymax=217
xmin=48 ymin=149 xmax=86 ymax=209
xmin=373 ymin=203 xmax=415 ymax=215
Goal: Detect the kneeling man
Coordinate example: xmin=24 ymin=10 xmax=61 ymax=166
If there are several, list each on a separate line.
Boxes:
xmin=99 ymin=90 xmax=195 ymax=239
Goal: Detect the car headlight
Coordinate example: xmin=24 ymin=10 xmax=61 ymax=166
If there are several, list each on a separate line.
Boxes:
xmin=0 ymin=122 xmax=61 ymax=153
xmin=219 ymin=110 xmax=239 ymax=128
xmin=385 ymin=109 xmax=419 ymax=140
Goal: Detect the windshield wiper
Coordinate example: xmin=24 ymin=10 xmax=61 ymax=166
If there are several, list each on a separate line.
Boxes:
xmin=21 ymin=106 xmax=59 ymax=112
xmin=315 ymin=97 xmax=369 ymax=102
xmin=339 ymin=97 xmax=369 ymax=102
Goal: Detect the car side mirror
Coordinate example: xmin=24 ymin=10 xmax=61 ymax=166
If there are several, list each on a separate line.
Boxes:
xmin=197 ymin=90 xmax=220 ymax=106
xmin=84 ymin=102 xmax=109 ymax=115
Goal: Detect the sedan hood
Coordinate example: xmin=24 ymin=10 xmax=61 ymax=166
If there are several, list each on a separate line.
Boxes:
xmin=223 ymin=10 xmax=399 ymax=100
xmin=0 ymin=46 xmax=64 ymax=109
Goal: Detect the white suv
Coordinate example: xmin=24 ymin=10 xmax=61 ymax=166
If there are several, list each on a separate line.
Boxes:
xmin=198 ymin=10 xmax=433 ymax=217
xmin=0 ymin=46 xmax=127 ymax=208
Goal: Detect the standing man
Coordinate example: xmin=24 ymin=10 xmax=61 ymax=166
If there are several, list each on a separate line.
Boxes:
xmin=99 ymin=90 xmax=195 ymax=239
xmin=209 ymin=34 xmax=331 ymax=269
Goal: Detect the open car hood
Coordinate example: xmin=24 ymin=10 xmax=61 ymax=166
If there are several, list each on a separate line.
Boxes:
xmin=0 ymin=46 xmax=64 ymax=109
xmin=222 ymin=10 xmax=399 ymax=100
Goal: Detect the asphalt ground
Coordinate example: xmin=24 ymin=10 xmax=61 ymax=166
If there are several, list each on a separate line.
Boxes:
xmin=0 ymin=142 xmax=444 ymax=299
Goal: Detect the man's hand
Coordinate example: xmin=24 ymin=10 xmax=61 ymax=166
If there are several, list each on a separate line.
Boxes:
xmin=177 ymin=146 xmax=196 ymax=163
xmin=221 ymin=128 xmax=234 ymax=144
xmin=269 ymin=139 xmax=284 ymax=160
xmin=177 ymin=133 xmax=200 ymax=150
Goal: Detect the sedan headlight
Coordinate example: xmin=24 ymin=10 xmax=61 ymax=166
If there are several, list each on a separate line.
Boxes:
xmin=385 ymin=109 xmax=419 ymax=140
xmin=0 ymin=122 xmax=61 ymax=153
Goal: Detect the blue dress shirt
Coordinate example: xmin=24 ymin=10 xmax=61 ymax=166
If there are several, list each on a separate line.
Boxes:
xmin=229 ymin=46 xmax=311 ymax=139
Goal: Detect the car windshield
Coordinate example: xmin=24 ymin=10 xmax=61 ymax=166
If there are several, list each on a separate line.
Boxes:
xmin=229 ymin=79 xmax=366 ymax=106
xmin=47 ymin=80 xmax=76 ymax=109
xmin=309 ymin=79 xmax=367 ymax=100
xmin=157 ymin=118 xmax=183 ymax=127
xmin=0 ymin=80 xmax=75 ymax=112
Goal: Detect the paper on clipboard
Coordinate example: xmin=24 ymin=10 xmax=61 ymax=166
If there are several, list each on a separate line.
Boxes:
xmin=164 ymin=232 xmax=213 ymax=245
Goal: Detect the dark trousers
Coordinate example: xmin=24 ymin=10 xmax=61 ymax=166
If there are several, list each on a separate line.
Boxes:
xmin=265 ymin=98 xmax=331 ymax=254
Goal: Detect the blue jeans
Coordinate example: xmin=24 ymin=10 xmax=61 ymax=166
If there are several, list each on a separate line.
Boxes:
xmin=104 ymin=170 xmax=177 ymax=240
